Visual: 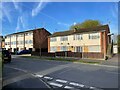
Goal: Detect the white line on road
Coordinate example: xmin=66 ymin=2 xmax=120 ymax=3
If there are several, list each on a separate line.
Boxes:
xmin=56 ymin=79 xmax=68 ymax=83
xmin=32 ymin=74 xmax=44 ymax=78
xmin=44 ymin=76 xmax=53 ymax=80
xmin=64 ymin=86 xmax=74 ymax=89
xmin=48 ymin=82 xmax=63 ymax=87
xmin=90 ymin=86 xmax=96 ymax=89
xmin=69 ymin=82 xmax=84 ymax=87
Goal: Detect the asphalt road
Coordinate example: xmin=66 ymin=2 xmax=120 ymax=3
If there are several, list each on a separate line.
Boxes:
xmin=2 ymin=55 xmax=119 ymax=89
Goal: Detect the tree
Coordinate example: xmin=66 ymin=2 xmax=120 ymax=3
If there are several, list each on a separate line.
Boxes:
xmin=70 ymin=19 xmax=101 ymax=30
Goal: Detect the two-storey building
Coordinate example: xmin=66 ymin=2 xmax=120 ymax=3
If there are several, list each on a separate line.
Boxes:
xmin=48 ymin=25 xmax=111 ymax=58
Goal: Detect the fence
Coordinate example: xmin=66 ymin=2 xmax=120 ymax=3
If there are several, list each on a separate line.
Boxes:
xmin=83 ymin=52 xmax=104 ymax=59
xmin=31 ymin=51 xmax=104 ymax=59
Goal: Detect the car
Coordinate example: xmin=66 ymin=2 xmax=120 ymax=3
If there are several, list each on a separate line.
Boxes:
xmin=2 ymin=50 xmax=11 ymax=63
xmin=17 ymin=50 xmax=31 ymax=55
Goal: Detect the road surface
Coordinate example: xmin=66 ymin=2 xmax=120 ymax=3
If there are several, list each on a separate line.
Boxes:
xmin=2 ymin=55 xmax=119 ymax=89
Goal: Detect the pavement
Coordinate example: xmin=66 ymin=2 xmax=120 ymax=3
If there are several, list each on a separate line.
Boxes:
xmin=2 ymin=55 xmax=119 ymax=89
xmin=74 ymin=54 xmax=119 ymax=67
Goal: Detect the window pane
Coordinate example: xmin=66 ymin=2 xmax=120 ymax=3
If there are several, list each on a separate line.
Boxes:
xmin=60 ymin=36 xmax=68 ymax=41
xmin=88 ymin=45 xmax=101 ymax=52
xmin=89 ymin=33 xmax=100 ymax=39
xmin=50 ymin=37 xmax=56 ymax=42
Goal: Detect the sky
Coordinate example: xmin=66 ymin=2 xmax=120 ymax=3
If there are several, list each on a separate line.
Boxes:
xmin=0 ymin=1 xmax=118 ymax=36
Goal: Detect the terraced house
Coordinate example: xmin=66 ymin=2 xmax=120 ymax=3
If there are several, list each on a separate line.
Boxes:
xmin=48 ymin=25 xmax=111 ymax=59
xmin=5 ymin=28 xmax=51 ymax=52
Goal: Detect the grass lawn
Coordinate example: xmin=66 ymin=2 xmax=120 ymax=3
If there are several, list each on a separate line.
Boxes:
xmin=21 ymin=56 xmax=100 ymax=64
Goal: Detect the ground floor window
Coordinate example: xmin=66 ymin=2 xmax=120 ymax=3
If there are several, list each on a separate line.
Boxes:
xmin=76 ymin=46 xmax=82 ymax=52
xmin=60 ymin=46 xmax=68 ymax=51
xmin=50 ymin=46 xmax=57 ymax=52
xmin=74 ymin=46 xmax=82 ymax=52
xmin=88 ymin=45 xmax=101 ymax=52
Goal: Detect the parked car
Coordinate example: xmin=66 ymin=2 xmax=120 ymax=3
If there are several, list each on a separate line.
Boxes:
xmin=2 ymin=50 xmax=11 ymax=63
xmin=17 ymin=50 xmax=31 ymax=55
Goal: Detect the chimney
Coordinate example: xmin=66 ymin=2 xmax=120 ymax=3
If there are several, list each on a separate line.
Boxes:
xmin=74 ymin=28 xmax=77 ymax=32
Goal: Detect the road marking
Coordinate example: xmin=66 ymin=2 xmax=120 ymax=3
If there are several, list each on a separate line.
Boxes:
xmin=69 ymin=82 xmax=84 ymax=87
xmin=48 ymin=82 xmax=63 ymax=87
xmin=32 ymin=74 xmax=44 ymax=78
xmin=90 ymin=86 xmax=96 ymax=89
xmin=56 ymin=79 xmax=68 ymax=83
xmin=64 ymin=86 xmax=74 ymax=89
xmin=44 ymin=76 xmax=53 ymax=80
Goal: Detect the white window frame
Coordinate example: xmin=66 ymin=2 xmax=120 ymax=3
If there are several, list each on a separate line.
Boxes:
xmin=60 ymin=36 xmax=68 ymax=41
xmin=50 ymin=37 xmax=57 ymax=42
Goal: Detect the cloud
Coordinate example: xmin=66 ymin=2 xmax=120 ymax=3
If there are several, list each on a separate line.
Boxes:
xmin=32 ymin=0 xmax=48 ymax=17
xmin=2 ymin=3 xmax=12 ymax=23
xmin=16 ymin=13 xmax=29 ymax=32
xmin=12 ymin=0 xmax=22 ymax=13
xmin=111 ymin=3 xmax=118 ymax=18
xmin=16 ymin=16 xmax=21 ymax=32
xmin=16 ymin=16 xmax=24 ymax=32
xmin=73 ymin=22 xmax=77 ymax=25
xmin=57 ymin=22 xmax=70 ymax=27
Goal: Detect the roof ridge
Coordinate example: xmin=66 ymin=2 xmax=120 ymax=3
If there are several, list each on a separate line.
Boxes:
xmin=49 ymin=24 xmax=109 ymax=37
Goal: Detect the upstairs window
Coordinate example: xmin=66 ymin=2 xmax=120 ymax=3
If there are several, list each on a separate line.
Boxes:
xmin=89 ymin=33 xmax=100 ymax=39
xmin=18 ymin=34 xmax=24 ymax=37
xmin=50 ymin=37 xmax=57 ymax=42
xmin=20 ymin=41 xmax=24 ymax=45
xmin=13 ymin=41 xmax=16 ymax=45
xmin=73 ymin=34 xmax=83 ymax=40
xmin=6 ymin=36 xmax=10 ymax=39
xmin=25 ymin=33 xmax=29 ymax=36
xmin=29 ymin=40 xmax=33 ymax=44
xmin=60 ymin=36 xmax=68 ymax=41
xmin=25 ymin=40 xmax=29 ymax=44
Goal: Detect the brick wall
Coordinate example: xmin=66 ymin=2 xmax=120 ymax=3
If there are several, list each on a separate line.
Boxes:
xmin=33 ymin=28 xmax=51 ymax=51
xmin=83 ymin=52 xmax=104 ymax=59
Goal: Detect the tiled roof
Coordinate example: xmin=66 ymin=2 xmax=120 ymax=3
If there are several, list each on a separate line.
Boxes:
xmin=49 ymin=25 xmax=110 ymax=37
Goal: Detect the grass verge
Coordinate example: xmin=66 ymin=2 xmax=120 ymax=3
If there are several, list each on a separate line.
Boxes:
xmin=21 ymin=56 xmax=100 ymax=64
